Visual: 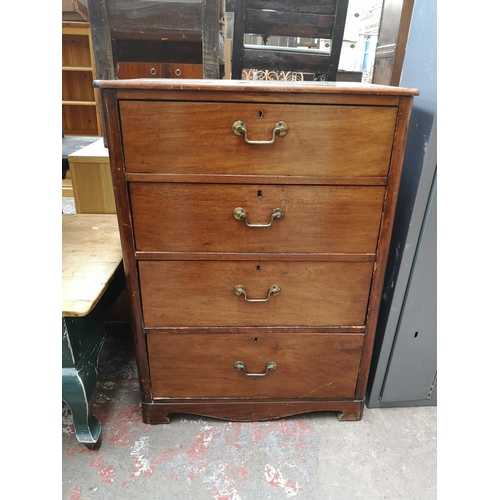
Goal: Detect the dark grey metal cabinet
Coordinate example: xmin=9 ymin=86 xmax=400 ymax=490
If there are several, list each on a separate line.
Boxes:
xmin=366 ymin=0 xmax=436 ymax=408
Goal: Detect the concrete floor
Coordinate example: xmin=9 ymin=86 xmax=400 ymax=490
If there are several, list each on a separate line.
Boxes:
xmin=62 ymin=322 xmax=437 ymax=500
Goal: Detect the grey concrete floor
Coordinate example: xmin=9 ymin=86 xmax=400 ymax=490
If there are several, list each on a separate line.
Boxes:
xmin=62 ymin=323 xmax=437 ymax=500
xmin=63 ymin=407 xmax=437 ymax=500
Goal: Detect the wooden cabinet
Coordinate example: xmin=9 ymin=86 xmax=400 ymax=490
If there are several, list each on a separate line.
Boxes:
xmin=62 ymin=22 xmax=102 ymax=136
xmin=95 ymin=79 xmax=418 ymax=423
xmin=87 ymin=0 xmax=226 ymax=81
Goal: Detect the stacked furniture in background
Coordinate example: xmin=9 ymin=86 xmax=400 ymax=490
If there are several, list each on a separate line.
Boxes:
xmin=231 ymin=0 xmax=349 ymax=81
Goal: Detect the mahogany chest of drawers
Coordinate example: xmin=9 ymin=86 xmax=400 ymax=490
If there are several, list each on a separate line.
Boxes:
xmin=95 ymin=79 xmax=418 ymax=423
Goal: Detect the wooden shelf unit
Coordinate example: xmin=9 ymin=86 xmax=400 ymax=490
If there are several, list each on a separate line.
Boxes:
xmin=62 ymin=22 xmax=102 ymax=136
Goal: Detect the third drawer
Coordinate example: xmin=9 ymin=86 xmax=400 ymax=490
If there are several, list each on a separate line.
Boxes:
xmin=139 ymin=260 xmax=374 ymax=328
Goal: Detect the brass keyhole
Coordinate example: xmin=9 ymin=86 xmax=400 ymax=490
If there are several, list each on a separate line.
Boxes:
xmin=258 ymin=110 xmax=264 ymax=118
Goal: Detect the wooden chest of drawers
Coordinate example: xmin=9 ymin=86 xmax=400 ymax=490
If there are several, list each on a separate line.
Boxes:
xmin=95 ymin=79 xmax=418 ymax=423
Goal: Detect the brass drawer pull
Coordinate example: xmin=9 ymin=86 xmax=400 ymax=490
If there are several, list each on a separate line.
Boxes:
xmin=233 ymin=207 xmax=284 ymax=227
xmin=234 ymin=284 xmax=281 ymax=302
xmin=232 ymin=120 xmax=289 ymax=144
xmin=234 ymin=361 xmax=277 ymax=377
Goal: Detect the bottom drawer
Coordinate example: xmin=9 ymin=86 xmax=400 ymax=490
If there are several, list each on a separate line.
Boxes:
xmin=148 ymin=332 xmax=364 ymax=400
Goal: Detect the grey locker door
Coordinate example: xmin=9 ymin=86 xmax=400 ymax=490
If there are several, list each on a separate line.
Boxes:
xmin=380 ymin=173 xmax=437 ymax=403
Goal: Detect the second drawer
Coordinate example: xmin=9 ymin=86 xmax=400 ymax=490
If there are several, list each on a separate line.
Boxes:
xmin=130 ymin=183 xmax=385 ymax=254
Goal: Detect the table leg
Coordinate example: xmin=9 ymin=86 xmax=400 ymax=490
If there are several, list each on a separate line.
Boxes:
xmin=62 ymin=318 xmax=105 ymax=449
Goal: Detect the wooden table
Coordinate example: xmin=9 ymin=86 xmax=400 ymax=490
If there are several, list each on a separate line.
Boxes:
xmin=62 ymin=214 xmax=125 ymax=448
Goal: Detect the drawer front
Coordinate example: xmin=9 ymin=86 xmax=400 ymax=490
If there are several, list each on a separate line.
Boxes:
xmin=148 ymin=332 xmax=364 ymax=399
xmin=131 ymin=183 xmax=385 ymax=254
xmin=117 ymin=62 xmax=203 ymax=79
xmin=139 ymin=261 xmax=374 ymax=327
xmin=120 ymin=101 xmax=398 ymax=176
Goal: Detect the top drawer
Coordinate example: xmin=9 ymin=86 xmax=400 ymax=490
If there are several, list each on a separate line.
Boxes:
xmin=119 ymin=101 xmax=398 ymax=177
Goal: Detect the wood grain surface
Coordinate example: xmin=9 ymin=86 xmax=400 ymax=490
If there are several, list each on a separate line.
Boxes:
xmin=130 ymin=183 xmax=385 ymax=254
xmin=120 ymin=101 xmax=398 ymax=176
xmin=139 ymin=260 xmax=374 ymax=327
xmin=62 ymin=214 xmax=122 ymax=316
xmin=148 ymin=332 xmax=364 ymax=399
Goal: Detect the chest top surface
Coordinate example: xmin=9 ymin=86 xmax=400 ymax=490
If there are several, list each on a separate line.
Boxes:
xmin=94 ymin=78 xmax=419 ymax=96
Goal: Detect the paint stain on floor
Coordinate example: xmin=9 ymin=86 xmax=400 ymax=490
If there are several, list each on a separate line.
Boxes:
xmin=64 ymin=405 xmax=318 ymax=499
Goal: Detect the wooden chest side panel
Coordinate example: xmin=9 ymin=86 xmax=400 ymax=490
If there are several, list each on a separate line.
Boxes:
xmin=139 ymin=260 xmax=374 ymax=327
xmin=130 ymin=183 xmax=386 ymax=254
xmin=119 ymin=101 xmax=398 ymax=176
xmin=148 ymin=332 xmax=364 ymax=399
